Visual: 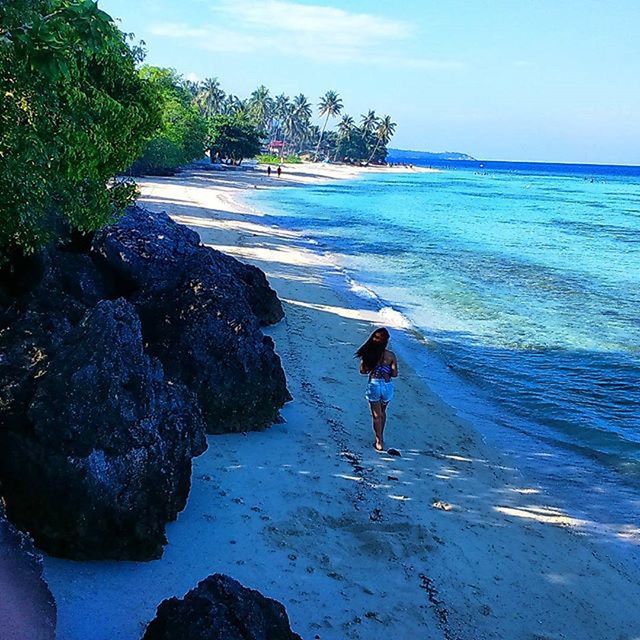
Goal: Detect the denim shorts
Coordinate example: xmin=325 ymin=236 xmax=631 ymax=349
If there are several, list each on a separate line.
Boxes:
xmin=365 ymin=378 xmax=394 ymax=404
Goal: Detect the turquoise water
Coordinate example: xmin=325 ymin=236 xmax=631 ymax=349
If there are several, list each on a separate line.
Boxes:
xmin=251 ymin=164 xmax=640 ymax=496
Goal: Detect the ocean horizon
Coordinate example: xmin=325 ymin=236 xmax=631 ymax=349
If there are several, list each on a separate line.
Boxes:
xmin=249 ymin=159 xmax=640 ymax=540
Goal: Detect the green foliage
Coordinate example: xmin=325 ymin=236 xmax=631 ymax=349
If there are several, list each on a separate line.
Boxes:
xmin=130 ymin=66 xmax=208 ymax=175
xmin=256 ymin=154 xmax=281 ymax=164
xmin=186 ymin=79 xmax=397 ymax=165
xmin=0 ymin=0 xmax=160 ymax=259
xmin=208 ymin=114 xmax=262 ymax=164
xmin=256 ymin=153 xmax=302 ymax=164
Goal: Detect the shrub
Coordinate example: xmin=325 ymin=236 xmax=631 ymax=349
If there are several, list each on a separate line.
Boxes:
xmin=130 ymin=67 xmax=208 ymax=176
xmin=0 ymin=0 xmax=160 ymax=261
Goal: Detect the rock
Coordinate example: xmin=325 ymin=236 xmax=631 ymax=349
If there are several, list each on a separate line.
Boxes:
xmin=0 ymin=505 xmax=56 ymax=640
xmin=208 ymin=251 xmax=284 ymax=326
xmin=0 ymin=299 xmax=206 ymax=559
xmin=142 ymin=574 xmax=301 ymax=640
xmin=93 ymin=207 xmax=290 ymax=433
xmin=0 ymin=204 xmax=287 ymax=558
xmin=91 ymin=206 xmax=283 ymax=325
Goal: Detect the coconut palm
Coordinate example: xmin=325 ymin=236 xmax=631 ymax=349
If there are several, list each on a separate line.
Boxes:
xmin=247 ymin=85 xmax=273 ymax=131
xmin=314 ymin=90 xmax=343 ymax=161
xmin=289 ymin=94 xmax=312 ymax=153
xmin=366 ymin=115 xmax=397 ymax=165
xmin=337 ymin=114 xmax=355 ymax=139
xmin=221 ymin=95 xmax=247 ymax=117
xmin=360 ymin=110 xmax=378 ymax=135
xmin=270 ymin=93 xmax=290 ymax=141
xmin=195 ymin=77 xmax=225 ymax=117
xmin=184 ymin=79 xmax=201 ymax=100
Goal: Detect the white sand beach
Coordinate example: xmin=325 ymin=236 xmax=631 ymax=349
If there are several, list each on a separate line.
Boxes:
xmin=44 ymin=163 xmax=640 ymax=640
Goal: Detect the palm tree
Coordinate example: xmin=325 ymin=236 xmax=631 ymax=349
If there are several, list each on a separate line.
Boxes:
xmin=366 ymin=115 xmax=397 ymax=165
xmin=334 ymin=114 xmax=355 ymax=161
xmin=195 ymin=77 xmax=225 ymax=117
xmin=314 ymin=90 xmax=343 ymax=161
xmin=337 ymin=114 xmax=355 ymax=139
xmin=271 ymin=93 xmax=290 ymax=143
xmin=248 ymin=85 xmax=273 ymax=131
xmin=184 ymin=79 xmax=201 ymax=100
xmin=360 ymin=110 xmax=378 ymax=135
xmin=290 ymin=94 xmax=312 ymax=153
xmin=281 ymin=103 xmax=298 ymax=156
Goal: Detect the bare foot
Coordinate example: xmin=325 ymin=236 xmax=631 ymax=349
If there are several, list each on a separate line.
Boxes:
xmin=374 ymin=440 xmax=384 ymax=451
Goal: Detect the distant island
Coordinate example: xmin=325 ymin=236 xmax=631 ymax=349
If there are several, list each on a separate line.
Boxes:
xmin=387 ymin=148 xmax=476 ymax=162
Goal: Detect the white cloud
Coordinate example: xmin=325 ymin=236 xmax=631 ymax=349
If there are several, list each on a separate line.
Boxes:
xmin=150 ymin=0 xmax=460 ymax=69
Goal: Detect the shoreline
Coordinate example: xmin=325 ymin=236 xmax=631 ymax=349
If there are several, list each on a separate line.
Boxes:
xmin=45 ymin=164 xmax=640 ymax=640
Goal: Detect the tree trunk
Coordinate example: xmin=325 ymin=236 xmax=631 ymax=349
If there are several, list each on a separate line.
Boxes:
xmin=314 ymin=113 xmax=330 ymax=162
xmin=366 ymin=137 xmax=381 ymax=166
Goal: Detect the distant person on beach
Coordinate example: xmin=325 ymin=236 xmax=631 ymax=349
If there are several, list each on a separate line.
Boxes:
xmin=267 ymin=166 xmax=272 ymax=176
xmin=355 ymin=327 xmax=398 ymax=451
xmin=277 ymin=165 xmax=282 ymax=177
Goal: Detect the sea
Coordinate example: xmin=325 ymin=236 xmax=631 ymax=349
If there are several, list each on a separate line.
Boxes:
xmin=248 ymin=159 xmax=640 ymax=548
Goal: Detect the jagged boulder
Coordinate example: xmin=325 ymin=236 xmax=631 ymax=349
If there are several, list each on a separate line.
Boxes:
xmin=0 ymin=505 xmax=56 ymax=640
xmin=0 ymin=299 xmax=206 ymax=559
xmin=142 ymin=574 xmax=301 ymax=640
xmin=91 ymin=206 xmax=283 ymax=325
xmin=0 ymin=204 xmax=287 ymax=559
xmin=93 ymin=207 xmax=290 ymax=433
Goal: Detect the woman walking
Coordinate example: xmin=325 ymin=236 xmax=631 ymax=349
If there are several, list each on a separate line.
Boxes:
xmin=355 ymin=327 xmax=398 ymax=451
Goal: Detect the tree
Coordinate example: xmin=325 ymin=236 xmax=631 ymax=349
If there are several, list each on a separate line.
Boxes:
xmin=270 ymin=93 xmax=290 ymax=144
xmin=195 ymin=77 xmax=225 ymax=118
xmin=360 ymin=110 xmax=379 ymax=135
xmin=288 ymin=94 xmax=312 ymax=154
xmin=366 ymin=115 xmax=397 ymax=165
xmin=222 ymin=94 xmax=245 ymax=116
xmin=131 ymin=67 xmax=208 ymax=175
xmin=247 ymin=85 xmax=273 ymax=132
xmin=0 ymin=0 xmax=160 ymax=261
xmin=337 ymin=114 xmax=355 ymax=139
xmin=314 ymin=90 xmax=342 ymax=161
xmin=207 ymin=114 xmax=262 ymax=165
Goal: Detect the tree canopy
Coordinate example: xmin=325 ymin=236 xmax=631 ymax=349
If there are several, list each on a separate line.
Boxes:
xmin=0 ymin=0 xmax=160 ymax=260
xmin=130 ymin=66 xmax=208 ymax=176
xmin=207 ymin=114 xmax=262 ymax=165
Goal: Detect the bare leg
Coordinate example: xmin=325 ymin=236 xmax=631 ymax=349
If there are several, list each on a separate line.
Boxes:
xmin=369 ymin=402 xmax=384 ymax=450
xmin=380 ymin=402 xmax=388 ymax=446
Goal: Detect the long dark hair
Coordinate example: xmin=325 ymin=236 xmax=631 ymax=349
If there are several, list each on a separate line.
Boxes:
xmin=355 ymin=327 xmax=390 ymax=371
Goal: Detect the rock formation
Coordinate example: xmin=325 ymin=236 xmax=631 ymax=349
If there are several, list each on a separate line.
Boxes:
xmin=92 ymin=207 xmax=290 ymax=433
xmin=142 ymin=574 xmax=301 ymax=640
xmin=0 ymin=205 xmax=289 ymax=559
xmin=0 ymin=299 xmax=206 ymax=559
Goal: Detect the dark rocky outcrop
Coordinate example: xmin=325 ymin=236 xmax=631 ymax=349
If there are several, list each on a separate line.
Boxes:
xmin=93 ymin=207 xmax=290 ymax=433
xmin=0 ymin=505 xmax=56 ymax=640
xmin=142 ymin=574 xmax=301 ymax=640
xmin=0 ymin=299 xmax=206 ymax=559
xmin=0 ymin=205 xmax=288 ymax=559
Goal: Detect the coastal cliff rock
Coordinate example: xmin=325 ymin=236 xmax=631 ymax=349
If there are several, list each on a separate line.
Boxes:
xmin=142 ymin=574 xmax=301 ymax=640
xmin=0 ymin=298 xmax=206 ymax=559
xmin=93 ymin=207 xmax=290 ymax=433
xmin=0 ymin=505 xmax=56 ymax=640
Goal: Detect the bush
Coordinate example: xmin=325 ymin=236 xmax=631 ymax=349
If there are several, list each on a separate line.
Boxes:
xmin=130 ymin=67 xmax=208 ymax=176
xmin=256 ymin=153 xmax=302 ymax=164
xmin=130 ymin=138 xmax=184 ymax=176
xmin=0 ymin=0 xmax=160 ymax=261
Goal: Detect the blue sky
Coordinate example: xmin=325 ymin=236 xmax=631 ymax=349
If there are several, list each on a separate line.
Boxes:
xmin=101 ymin=0 xmax=640 ymax=164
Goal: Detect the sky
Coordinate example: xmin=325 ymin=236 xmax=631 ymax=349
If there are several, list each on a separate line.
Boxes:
xmin=100 ymin=0 xmax=640 ymax=164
